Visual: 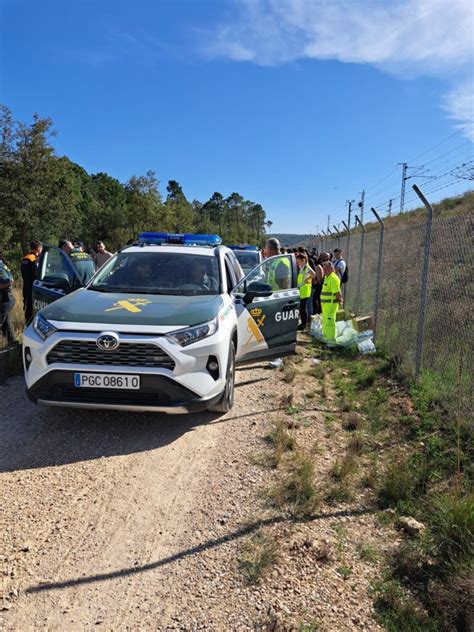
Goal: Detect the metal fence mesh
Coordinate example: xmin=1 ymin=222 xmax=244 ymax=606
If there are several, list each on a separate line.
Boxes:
xmin=314 ymin=208 xmax=473 ymax=417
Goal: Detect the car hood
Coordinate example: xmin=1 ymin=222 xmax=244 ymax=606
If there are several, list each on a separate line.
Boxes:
xmin=42 ymin=289 xmax=225 ymax=327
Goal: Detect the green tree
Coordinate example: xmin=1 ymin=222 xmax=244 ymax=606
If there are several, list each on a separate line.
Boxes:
xmin=164 ymin=180 xmax=195 ymax=232
xmin=124 ymin=170 xmax=163 ymax=240
xmin=0 ymin=110 xmax=60 ymax=247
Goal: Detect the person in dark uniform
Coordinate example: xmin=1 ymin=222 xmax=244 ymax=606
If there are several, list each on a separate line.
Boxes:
xmin=21 ymin=239 xmax=42 ymax=325
xmin=0 ymin=250 xmax=16 ymax=345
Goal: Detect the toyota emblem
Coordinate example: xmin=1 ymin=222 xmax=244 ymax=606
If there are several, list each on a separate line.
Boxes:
xmin=96 ymin=332 xmax=120 ymax=351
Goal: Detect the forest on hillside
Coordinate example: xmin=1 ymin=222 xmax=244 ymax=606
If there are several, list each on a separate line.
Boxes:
xmin=0 ymin=105 xmax=271 ymax=251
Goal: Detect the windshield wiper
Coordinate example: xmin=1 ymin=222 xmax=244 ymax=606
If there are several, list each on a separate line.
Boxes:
xmin=114 ymin=288 xmax=171 ymax=295
xmin=88 ymin=286 xmax=115 ymax=293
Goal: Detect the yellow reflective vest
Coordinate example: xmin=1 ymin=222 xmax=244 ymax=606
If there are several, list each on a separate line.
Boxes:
xmin=297 ymin=264 xmax=312 ymax=299
xmin=321 ymin=272 xmax=341 ymax=306
xmin=267 ymin=257 xmax=291 ymax=291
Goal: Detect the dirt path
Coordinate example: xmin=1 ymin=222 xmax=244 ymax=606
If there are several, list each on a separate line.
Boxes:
xmin=1 ymin=348 xmax=386 ymax=630
xmin=0 ymin=364 xmax=276 ymax=630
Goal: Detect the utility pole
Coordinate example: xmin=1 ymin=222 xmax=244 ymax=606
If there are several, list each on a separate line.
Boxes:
xmin=327 ymin=215 xmax=331 ymax=231
xmin=358 ymin=190 xmax=365 ymax=224
xmin=398 ymin=163 xmax=430 ymax=214
xmin=388 ymin=199 xmax=393 ymax=217
xmin=398 ymin=162 xmax=408 ymax=214
xmin=346 ymin=199 xmax=355 ymax=230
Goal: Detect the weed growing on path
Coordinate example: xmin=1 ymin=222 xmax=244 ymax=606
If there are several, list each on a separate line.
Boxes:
xmin=239 ymin=529 xmax=279 ymax=584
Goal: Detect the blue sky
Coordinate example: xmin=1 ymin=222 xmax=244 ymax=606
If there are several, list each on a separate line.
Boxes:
xmin=1 ymin=0 xmax=473 ymax=233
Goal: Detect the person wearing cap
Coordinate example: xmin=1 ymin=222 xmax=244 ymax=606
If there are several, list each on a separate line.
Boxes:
xmin=21 ymin=239 xmax=43 ymax=325
xmin=73 ymin=240 xmax=85 ymax=252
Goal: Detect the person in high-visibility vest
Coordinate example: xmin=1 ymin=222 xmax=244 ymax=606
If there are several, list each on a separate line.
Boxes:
xmin=264 ymin=238 xmax=291 ymax=291
xmin=321 ymin=261 xmax=342 ymax=344
xmin=296 ymin=252 xmax=315 ymax=330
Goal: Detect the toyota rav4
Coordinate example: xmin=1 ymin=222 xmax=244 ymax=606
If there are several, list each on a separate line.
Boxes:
xmin=23 ymin=233 xmax=300 ymax=414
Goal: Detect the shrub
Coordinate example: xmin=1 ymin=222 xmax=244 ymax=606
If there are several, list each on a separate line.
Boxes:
xmin=429 ymin=492 xmax=474 ymax=570
xmin=377 ymin=457 xmax=416 ymax=509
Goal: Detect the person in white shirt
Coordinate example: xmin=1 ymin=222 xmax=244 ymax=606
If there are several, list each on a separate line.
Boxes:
xmin=333 ymin=249 xmax=346 ymax=281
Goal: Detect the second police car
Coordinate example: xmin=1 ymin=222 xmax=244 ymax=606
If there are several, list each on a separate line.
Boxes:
xmin=23 ymin=233 xmax=300 ymax=414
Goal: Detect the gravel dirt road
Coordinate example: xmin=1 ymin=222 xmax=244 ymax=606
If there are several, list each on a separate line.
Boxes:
xmin=1 ymin=346 xmax=386 ymax=630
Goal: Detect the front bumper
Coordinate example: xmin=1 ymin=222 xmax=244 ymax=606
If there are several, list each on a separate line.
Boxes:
xmin=26 ymin=370 xmax=222 ymax=414
xmin=23 ymin=324 xmax=232 ymax=414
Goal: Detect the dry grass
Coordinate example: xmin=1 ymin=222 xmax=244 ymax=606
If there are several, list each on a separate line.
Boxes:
xmin=239 ymin=529 xmax=279 ymax=584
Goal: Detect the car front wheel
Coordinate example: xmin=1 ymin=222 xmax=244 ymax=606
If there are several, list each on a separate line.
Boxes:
xmin=209 ymin=342 xmax=235 ymax=413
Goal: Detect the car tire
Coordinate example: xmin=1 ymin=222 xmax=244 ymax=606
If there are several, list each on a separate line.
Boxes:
xmin=209 ymin=342 xmax=235 ymax=413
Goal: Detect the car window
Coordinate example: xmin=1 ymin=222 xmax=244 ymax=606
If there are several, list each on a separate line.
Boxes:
xmin=90 ymin=251 xmax=221 ymax=296
xmin=233 ymin=255 xmax=293 ymax=294
xmin=40 ymin=248 xmax=75 ymax=285
xmin=233 ymin=250 xmax=260 ymax=272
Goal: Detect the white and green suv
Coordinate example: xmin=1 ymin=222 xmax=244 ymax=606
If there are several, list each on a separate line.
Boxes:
xmin=23 ymin=233 xmax=300 ymax=414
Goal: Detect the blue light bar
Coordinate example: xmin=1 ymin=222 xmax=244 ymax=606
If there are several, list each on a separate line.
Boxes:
xmin=139 ymin=232 xmax=222 ymax=246
xmin=228 ymin=244 xmax=259 ymax=251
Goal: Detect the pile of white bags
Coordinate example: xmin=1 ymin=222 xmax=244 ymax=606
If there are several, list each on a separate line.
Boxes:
xmin=310 ymin=315 xmax=376 ymax=353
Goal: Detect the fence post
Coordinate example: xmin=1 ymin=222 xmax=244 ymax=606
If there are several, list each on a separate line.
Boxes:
xmin=370 ymin=207 xmax=385 ymax=341
xmin=354 ymin=215 xmax=365 ymax=314
xmin=342 ymin=220 xmax=350 ymax=262
xmin=412 ymin=184 xmax=433 ymax=377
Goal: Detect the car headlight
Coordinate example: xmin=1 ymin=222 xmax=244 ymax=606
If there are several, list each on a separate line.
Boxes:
xmin=33 ymin=313 xmax=57 ymax=341
xmin=166 ymin=317 xmax=218 ymax=347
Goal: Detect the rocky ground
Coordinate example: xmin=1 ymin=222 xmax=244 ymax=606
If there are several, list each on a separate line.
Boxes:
xmin=0 ymin=334 xmax=398 ymax=630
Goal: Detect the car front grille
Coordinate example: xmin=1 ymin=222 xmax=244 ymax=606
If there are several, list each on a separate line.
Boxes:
xmin=47 ymin=340 xmax=175 ymax=370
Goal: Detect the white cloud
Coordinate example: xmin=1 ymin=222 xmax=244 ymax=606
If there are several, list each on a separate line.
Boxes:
xmin=443 ymin=79 xmax=474 ymax=141
xmin=203 ymin=0 xmax=474 ymax=137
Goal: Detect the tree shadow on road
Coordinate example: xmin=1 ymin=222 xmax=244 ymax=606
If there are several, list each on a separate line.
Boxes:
xmin=26 ymin=506 xmax=376 ymax=595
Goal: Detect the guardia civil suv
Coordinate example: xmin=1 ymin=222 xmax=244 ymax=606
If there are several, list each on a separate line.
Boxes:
xmin=23 ymin=233 xmax=299 ymax=414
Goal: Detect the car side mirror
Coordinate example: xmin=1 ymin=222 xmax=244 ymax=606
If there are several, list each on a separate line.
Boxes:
xmin=243 ymin=281 xmax=273 ymax=305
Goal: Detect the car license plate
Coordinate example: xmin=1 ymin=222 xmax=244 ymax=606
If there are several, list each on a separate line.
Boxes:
xmin=74 ymin=373 xmax=140 ymax=390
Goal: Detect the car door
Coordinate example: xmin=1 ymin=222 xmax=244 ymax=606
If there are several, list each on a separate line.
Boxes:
xmin=32 ymin=246 xmax=81 ymax=312
xmin=232 ymin=254 xmax=300 ymax=364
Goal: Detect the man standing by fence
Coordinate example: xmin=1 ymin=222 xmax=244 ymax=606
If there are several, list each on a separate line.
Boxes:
xmin=333 ymin=249 xmax=347 ymax=282
xmin=321 ymin=261 xmax=342 ymax=344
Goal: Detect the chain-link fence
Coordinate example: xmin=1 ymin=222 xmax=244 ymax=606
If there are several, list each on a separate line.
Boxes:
xmin=311 ymin=197 xmax=473 ymax=417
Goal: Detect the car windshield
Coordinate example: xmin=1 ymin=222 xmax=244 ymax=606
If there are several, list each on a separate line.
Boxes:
xmin=89 ymin=251 xmax=221 ymax=296
xmin=234 ymin=251 xmax=260 ymax=271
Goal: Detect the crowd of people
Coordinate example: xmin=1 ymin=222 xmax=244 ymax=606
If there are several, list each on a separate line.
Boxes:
xmin=1 ymin=234 xmax=347 ymax=348
xmin=0 ymin=239 xmax=114 ymax=347
xmin=261 ymin=238 xmax=348 ymax=344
